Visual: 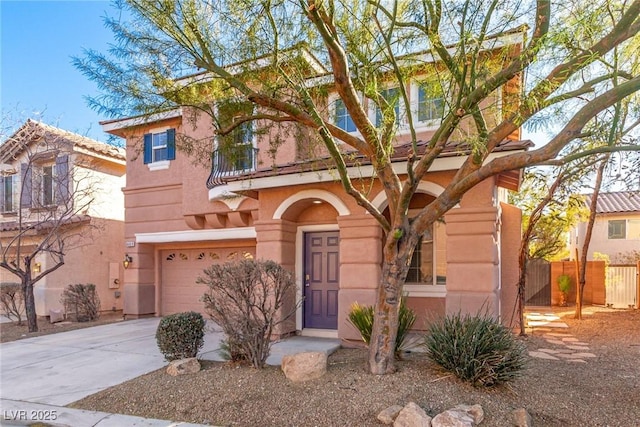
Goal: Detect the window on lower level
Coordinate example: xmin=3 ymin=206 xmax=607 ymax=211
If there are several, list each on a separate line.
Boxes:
xmin=406 ymin=222 xmax=447 ymax=285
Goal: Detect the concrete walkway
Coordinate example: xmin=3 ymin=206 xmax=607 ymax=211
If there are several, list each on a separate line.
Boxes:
xmin=0 ymin=318 xmax=340 ymax=426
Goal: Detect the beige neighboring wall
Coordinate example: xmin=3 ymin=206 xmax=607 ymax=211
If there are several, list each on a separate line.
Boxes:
xmin=570 ymin=213 xmax=640 ymax=262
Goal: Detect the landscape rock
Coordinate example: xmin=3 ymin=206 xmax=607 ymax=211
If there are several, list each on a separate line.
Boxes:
xmin=377 ymin=405 xmax=404 ymax=425
xmin=49 ymin=309 xmax=65 ymax=323
xmin=166 ymin=358 xmax=201 ymax=376
xmin=394 ymin=402 xmax=432 ymax=427
xmin=281 ymin=351 xmax=327 ymax=382
xmin=512 ymin=408 xmax=532 ymax=427
xmin=452 ymin=404 xmax=484 ymax=424
xmin=431 ymin=409 xmax=475 ymax=427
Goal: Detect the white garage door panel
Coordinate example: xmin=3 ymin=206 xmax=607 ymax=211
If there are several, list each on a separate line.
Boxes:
xmin=160 ymin=247 xmax=255 ymax=315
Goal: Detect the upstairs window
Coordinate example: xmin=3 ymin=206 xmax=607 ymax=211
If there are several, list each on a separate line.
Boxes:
xmin=18 ymin=154 xmax=70 ymax=209
xmin=0 ymin=174 xmax=17 ymax=213
xmin=143 ymin=128 xmax=176 ymax=165
xmin=608 ymin=220 xmax=626 ymax=239
xmin=333 ymin=98 xmax=356 ymax=132
xmin=41 ymin=165 xmax=55 ymax=206
xmin=375 ymin=87 xmax=401 ymax=127
xmin=413 ymin=81 xmax=445 ymax=127
xmin=214 ymin=102 xmax=257 ymax=176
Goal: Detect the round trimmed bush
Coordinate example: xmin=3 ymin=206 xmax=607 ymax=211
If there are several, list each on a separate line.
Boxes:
xmin=156 ymin=311 xmax=205 ymax=361
xmin=424 ymin=312 xmax=528 ymax=387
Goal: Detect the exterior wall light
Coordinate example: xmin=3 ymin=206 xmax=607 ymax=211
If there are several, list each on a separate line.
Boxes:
xmin=123 ymin=254 xmax=133 ymax=269
xmin=33 ymin=262 xmax=41 ymax=274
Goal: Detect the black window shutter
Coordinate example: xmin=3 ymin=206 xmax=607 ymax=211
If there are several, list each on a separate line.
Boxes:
xmin=143 ymin=133 xmax=152 ymax=164
xmin=20 ymin=163 xmax=32 ymax=208
xmin=167 ymin=128 xmax=176 ymax=160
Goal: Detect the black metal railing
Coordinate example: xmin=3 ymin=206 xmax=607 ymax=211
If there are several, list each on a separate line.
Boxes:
xmin=206 ymin=145 xmax=258 ymax=189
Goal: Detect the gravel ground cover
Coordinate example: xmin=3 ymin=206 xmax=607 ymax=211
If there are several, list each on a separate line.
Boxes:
xmin=0 ymin=311 xmax=124 ymax=343
xmin=69 ymin=308 xmax=640 ymax=427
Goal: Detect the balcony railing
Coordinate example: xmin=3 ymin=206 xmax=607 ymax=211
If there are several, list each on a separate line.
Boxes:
xmin=206 ymin=145 xmax=258 ymax=189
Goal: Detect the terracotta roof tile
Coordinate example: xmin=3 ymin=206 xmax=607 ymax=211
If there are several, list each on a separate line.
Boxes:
xmin=227 ymin=138 xmax=533 ymax=182
xmin=1 ymin=120 xmax=125 ymax=162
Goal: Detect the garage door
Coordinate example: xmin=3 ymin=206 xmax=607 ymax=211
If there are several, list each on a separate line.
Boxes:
xmin=160 ymin=247 xmax=255 ymax=315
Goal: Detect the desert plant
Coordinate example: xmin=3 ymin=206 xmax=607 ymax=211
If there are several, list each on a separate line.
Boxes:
xmin=200 ymin=259 xmax=299 ymax=369
xmin=0 ymin=282 xmax=25 ymax=325
xmin=156 ymin=311 xmax=205 ymax=361
xmin=61 ymin=283 xmax=100 ymax=322
xmin=557 ymin=274 xmax=572 ymax=307
xmin=348 ymin=297 xmax=417 ymax=358
xmin=424 ymin=312 xmax=528 ymax=387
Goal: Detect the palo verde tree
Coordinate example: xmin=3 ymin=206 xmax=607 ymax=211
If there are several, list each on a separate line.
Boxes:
xmin=76 ymin=0 xmax=640 ymax=374
xmin=509 ymin=165 xmax=590 ymax=334
xmin=0 ymin=118 xmax=96 ymax=332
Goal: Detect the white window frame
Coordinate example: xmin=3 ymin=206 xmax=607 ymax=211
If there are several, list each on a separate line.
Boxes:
xmin=368 ymin=85 xmax=408 ymax=131
xmin=2 ymin=174 xmax=17 ymax=213
xmin=410 ymin=80 xmax=445 ymax=130
xmin=146 ymin=125 xmax=171 ymax=171
xmin=608 ymin=219 xmax=626 ymax=240
xmin=404 ymin=213 xmax=447 ymax=297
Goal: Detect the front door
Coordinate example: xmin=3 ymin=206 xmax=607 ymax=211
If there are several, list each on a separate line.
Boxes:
xmin=304 ymin=231 xmax=340 ymax=329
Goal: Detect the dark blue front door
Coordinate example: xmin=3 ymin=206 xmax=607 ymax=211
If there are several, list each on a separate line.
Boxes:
xmin=304 ymin=231 xmax=339 ymax=329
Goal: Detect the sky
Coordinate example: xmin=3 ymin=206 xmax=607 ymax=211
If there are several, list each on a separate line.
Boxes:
xmin=1 ymin=0 xmax=115 ymax=143
xmin=0 ymin=0 xmax=548 ymax=148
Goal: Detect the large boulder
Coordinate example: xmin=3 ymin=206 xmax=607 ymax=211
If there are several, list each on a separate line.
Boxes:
xmin=281 ymin=351 xmax=327 ymax=382
xmin=394 ymin=402 xmax=432 ymax=427
xmin=166 ymin=358 xmax=201 ymax=376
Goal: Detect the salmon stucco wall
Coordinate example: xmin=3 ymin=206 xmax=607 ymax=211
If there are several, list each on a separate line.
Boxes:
xmin=500 ymin=202 xmax=522 ymax=328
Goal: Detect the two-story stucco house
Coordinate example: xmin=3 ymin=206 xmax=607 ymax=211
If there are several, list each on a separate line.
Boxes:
xmin=0 ymin=120 xmax=126 ymax=316
xmin=569 ymin=191 xmax=640 ymax=263
xmin=101 ymin=34 xmax=529 ymax=340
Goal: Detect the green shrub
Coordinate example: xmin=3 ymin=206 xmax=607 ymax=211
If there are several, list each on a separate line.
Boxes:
xmin=347 ymin=297 xmax=417 ymax=358
xmin=557 ymin=274 xmax=572 ymax=293
xmin=156 ymin=311 xmax=205 ymax=361
xmin=424 ymin=312 xmax=527 ymax=387
xmin=61 ymin=283 xmax=100 ymax=322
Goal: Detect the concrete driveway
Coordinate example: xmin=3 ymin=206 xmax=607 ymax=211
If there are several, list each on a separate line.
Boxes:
xmin=0 ymin=317 xmax=339 ymax=409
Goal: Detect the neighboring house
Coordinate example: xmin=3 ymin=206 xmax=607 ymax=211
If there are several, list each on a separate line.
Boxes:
xmin=0 ymin=120 xmax=126 ymax=316
xmin=101 ymin=34 xmax=528 ymax=339
xmin=569 ymin=191 xmax=640 ymax=263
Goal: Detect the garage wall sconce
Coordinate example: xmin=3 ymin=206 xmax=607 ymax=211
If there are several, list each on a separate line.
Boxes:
xmin=33 ymin=262 xmax=41 ymax=274
xmin=123 ymin=254 xmax=133 ymax=270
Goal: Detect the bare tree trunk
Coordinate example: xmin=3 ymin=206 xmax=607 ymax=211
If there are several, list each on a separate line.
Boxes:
xmin=575 ymin=157 xmax=608 ymax=319
xmin=368 ymin=233 xmax=415 ymax=375
xmin=22 ymin=267 xmax=38 ymax=333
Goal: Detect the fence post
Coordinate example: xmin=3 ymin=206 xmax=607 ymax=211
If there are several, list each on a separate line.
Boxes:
xmin=637 ymin=261 xmax=639 ymax=310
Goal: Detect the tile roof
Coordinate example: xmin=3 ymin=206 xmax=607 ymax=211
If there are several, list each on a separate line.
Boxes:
xmin=227 ymin=138 xmax=533 ymax=182
xmin=1 ymin=120 xmax=125 ymax=163
xmin=585 ymin=191 xmax=640 ymax=213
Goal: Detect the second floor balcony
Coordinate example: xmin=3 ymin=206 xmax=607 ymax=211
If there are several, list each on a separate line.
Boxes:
xmin=207 ymin=144 xmax=258 ymax=189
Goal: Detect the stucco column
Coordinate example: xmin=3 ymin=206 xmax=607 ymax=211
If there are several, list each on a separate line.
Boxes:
xmin=122 ymin=242 xmax=156 ymax=317
xmin=444 ymin=206 xmax=501 ymax=319
xmin=254 ymin=219 xmax=297 ymax=336
xmin=337 ymin=214 xmax=383 ymax=340
xmin=254 ymin=219 xmax=297 ymax=269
